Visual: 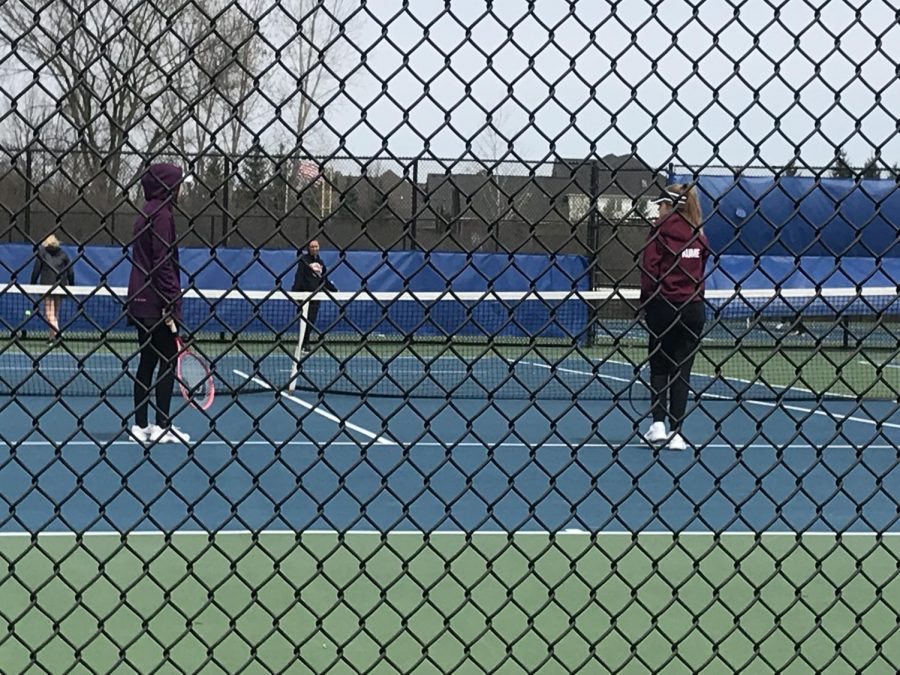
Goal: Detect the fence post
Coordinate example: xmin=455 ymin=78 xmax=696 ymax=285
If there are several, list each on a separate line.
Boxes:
xmin=410 ymin=159 xmax=419 ymax=250
xmin=25 ymin=147 xmax=34 ymax=241
xmin=588 ymin=159 xmax=600 ymax=289
xmin=222 ymin=155 xmax=231 ymax=247
xmin=451 ymin=183 xmax=461 ymax=241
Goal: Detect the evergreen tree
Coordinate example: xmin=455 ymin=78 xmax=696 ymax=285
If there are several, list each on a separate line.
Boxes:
xmin=829 ymin=150 xmax=854 ymax=179
xmin=242 ymin=143 xmax=270 ymax=205
xmin=861 ymin=154 xmax=882 ymax=180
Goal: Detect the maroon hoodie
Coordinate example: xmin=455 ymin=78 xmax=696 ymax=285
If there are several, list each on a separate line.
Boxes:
xmin=640 ymin=211 xmax=709 ymax=305
xmin=127 ymin=163 xmax=183 ymax=321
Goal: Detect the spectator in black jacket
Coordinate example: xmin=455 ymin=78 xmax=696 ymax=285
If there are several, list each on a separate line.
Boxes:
xmin=292 ymin=240 xmax=337 ymax=352
xmin=30 ymin=234 xmax=75 ymax=339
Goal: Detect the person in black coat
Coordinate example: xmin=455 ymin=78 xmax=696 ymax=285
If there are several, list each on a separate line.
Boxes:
xmin=292 ymin=240 xmax=337 ymax=352
xmin=30 ymin=234 xmax=75 ymax=338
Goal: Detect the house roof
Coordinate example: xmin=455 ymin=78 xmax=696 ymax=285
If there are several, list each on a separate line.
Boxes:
xmin=551 ymin=154 xmax=665 ymax=195
xmin=421 ymin=155 xmax=663 ymax=222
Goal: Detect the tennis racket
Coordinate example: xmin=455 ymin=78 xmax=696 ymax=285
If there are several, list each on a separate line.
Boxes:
xmin=627 ymin=362 xmax=648 ymax=418
xmin=170 ymin=322 xmax=215 ymax=410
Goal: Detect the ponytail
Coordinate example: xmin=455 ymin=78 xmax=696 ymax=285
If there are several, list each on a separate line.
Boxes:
xmin=661 ymin=183 xmax=703 ymax=230
xmin=668 ymin=184 xmax=703 ymax=228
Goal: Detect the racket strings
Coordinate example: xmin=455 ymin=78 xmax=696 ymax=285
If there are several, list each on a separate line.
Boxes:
xmin=176 ymin=341 xmax=215 ymax=410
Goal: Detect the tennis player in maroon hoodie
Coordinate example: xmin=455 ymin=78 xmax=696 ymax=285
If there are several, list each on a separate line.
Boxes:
xmin=127 ymin=163 xmax=191 ymax=445
xmin=640 ymin=184 xmax=709 ymax=450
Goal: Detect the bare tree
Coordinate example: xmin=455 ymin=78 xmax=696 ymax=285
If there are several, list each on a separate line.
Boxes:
xmin=248 ymin=0 xmax=355 ymax=216
xmin=473 ymin=115 xmax=534 ymax=223
xmin=152 ymin=0 xmax=273 ymax=198
xmin=0 ymin=89 xmax=79 ymax=205
xmin=0 ymin=0 xmax=194 ymax=197
xmin=263 ymin=0 xmax=352 ymax=156
xmin=163 ymin=2 xmax=271 ymax=156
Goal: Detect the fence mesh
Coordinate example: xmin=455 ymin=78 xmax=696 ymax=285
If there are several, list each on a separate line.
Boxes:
xmin=2 ymin=0 xmax=900 ymax=672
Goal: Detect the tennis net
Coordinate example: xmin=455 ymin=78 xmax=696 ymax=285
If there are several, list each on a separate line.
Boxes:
xmin=1 ymin=284 xmax=898 ymax=400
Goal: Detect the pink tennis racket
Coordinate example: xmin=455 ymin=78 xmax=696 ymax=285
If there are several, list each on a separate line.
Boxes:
xmin=174 ymin=334 xmax=215 ymax=410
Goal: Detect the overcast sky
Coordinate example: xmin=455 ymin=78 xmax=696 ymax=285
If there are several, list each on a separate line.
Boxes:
xmin=326 ymin=0 xmax=900 ymax=171
xmin=2 ymin=0 xmax=898 ymax=173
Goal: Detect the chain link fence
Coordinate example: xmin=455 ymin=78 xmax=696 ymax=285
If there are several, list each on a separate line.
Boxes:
xmin=1 ymin=0 xmax=900 ymax=672
xmin=1 ymin=148 xmax=660 ymax=264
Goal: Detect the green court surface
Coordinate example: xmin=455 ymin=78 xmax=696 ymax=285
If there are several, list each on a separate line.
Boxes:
xmin=1 ymin=532 xmax=898 ymax=673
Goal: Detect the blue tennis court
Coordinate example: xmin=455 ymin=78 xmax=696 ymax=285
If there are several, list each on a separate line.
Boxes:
xmin=5 ymin=301 xmax=897 ymax=670
xmin=3 ymin=388 xmax=899 ymax=535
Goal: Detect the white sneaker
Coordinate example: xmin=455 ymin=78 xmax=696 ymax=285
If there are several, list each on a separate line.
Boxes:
xmin=644 ymin=421 xmax=668 ymax=446
xmin=130 ymin=425 xmax=154 ymax=443
xmin=150 ymin=425 xmax=191 ymax=444
xmin=668 ymin=433 xmax=687 ymax=451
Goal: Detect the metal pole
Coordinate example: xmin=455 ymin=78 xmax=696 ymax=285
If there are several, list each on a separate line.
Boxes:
xmin=222 ymin=155 xmax=231 ymax=247
xmin=410 ymin=159 xmax=419 ymax=250
xmin=588 ymin=159 xmax=600 ymax=289
xmin=24 ymin=147 xmax=33 ymax=240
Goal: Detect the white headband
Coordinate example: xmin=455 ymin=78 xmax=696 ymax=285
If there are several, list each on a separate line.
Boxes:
xmin=650 ymin=189 xmax=686 ymax=206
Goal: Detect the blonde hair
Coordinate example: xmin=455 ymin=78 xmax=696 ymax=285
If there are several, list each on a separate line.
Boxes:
xmin=43 ymin=234 xmax=60 ymax=249
xmin=666 ymin=184 xmax=703 ymax=228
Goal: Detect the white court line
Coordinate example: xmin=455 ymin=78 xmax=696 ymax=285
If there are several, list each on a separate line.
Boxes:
xmin=516 ymin=359 xmax=899 ymax=430
xmin=6 ymin=366 xmax=91 ymax=372
xmin=279 ymin=367 xmax=471 ymax=374
xmin=599 ymin=356 xmax=857 ymax=400
xmin=514 ymin=359 xmax=634 ymax=384
xmin=704 ymin=394 xmax=900 ymax=430
xmin=529 ymin=354 xmax=857 ymax=401
xmin=859 ymin=360 xmax=900 ymax=370
xmin=233 ymin=369 xmax=394 ymax=446
xmin=2 ymin=439 xmax=899 ymax=451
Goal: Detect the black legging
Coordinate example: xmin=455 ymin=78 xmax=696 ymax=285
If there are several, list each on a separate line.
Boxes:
xmin=301 ymin=300 xmax=320 ymax=349
xmin=645 ymin=299 xmax=705 ymax=432
xmin=134 ymin=319 xmax=177 ymax=428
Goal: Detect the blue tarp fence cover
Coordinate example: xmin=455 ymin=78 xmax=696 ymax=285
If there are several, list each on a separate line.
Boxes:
xmin=0 ymin=244 xmax=590 ymax=292
xmin=669 ymin=173 xmax=900 ymax=290
xmin=670 ymin=173 xmax=900 ymax=258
